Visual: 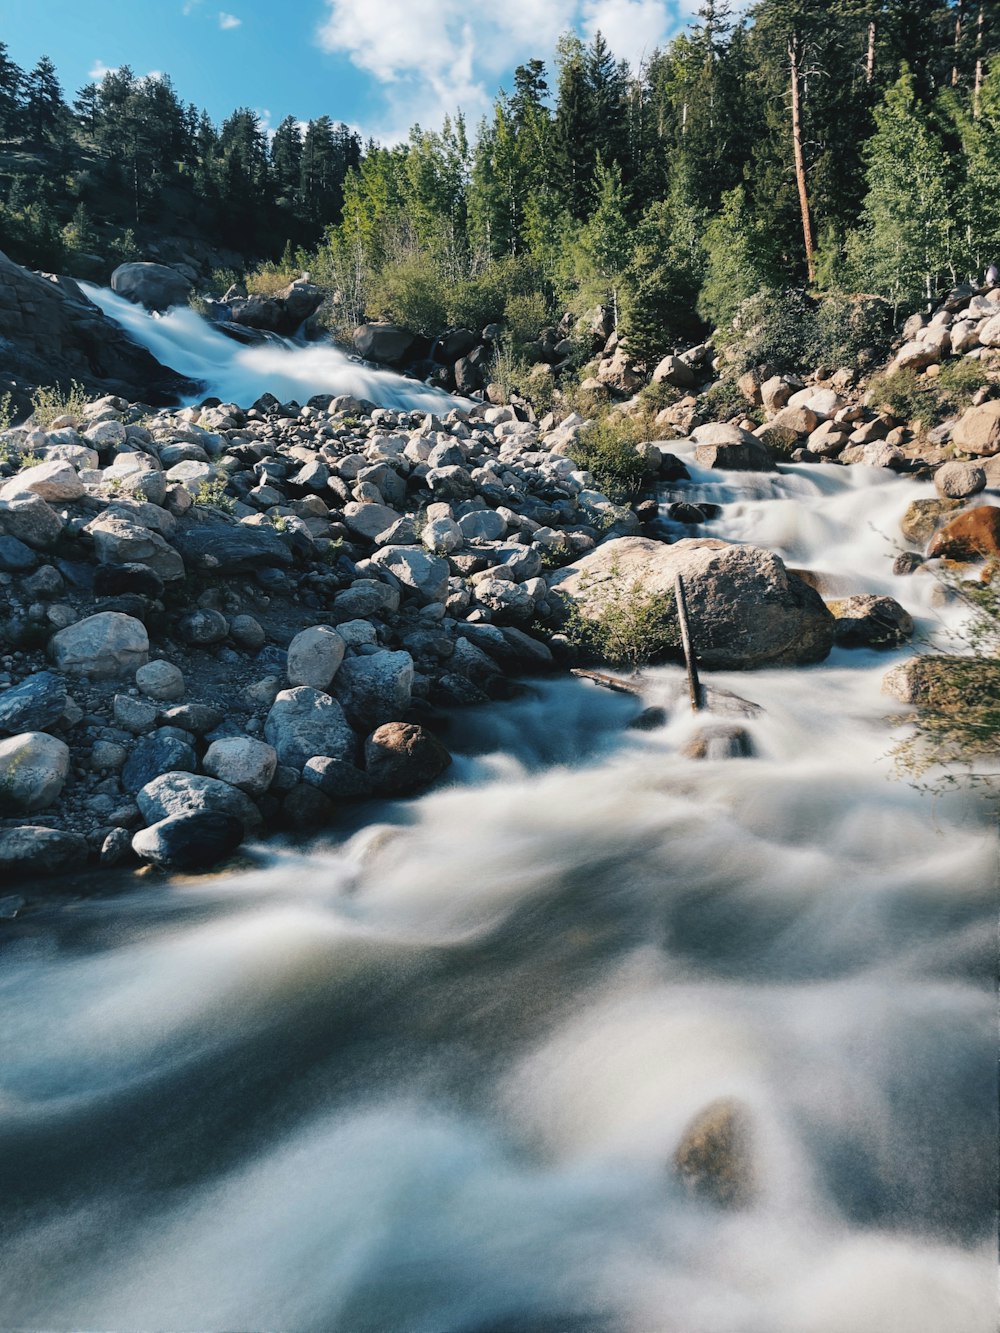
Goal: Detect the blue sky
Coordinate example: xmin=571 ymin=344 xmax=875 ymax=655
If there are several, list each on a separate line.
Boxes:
xmin=0 ymin=0 xmax=701 ymax=144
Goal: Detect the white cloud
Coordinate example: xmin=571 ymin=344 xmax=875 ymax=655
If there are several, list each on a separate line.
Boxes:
xmin=88 ymin=59 xmax=118 ymax=81
xmin=218 ymin=11 xmax=242 ymax=29
xmin=182 ymin=0 xmax=203 ymax=14
xmin=314 ymin=0 xmax=698 ymax=142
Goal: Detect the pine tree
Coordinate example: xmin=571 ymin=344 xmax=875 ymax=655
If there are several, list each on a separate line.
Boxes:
xmin=23 ymin=56 xmax=66 ymax=144
xmin=0 ymin=43 xmax=23 ymax=137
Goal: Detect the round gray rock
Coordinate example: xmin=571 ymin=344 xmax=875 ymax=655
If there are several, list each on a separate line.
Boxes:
xmin=0 ymin=731 xmax=70 ymax=812
xmin=264 ymin=686 xmax=357 ymax=768
xmin=49 ymin=611 xmax=149 ymax=679
xmin=135 ymin=659 xmax=185 ymax=701
xmin=202 ymin=736 xmax=278 ymax=795
xmin=286 ymin=625 xmax=346 ymax=690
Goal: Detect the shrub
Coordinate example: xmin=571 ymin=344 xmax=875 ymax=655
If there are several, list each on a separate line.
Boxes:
xmin=368 ymin=253 xmax=448 ymax=334
xmin=559 ymin=564 xmax=679 ymax=669
xmin=193 ymin=478 xmax=235 ymax=513
xmin=247 ymin=261 xmax=299 ymax=298
xmin=813 ymin=293 xmax=894 ymax=368
xmin=867 ymin=361 xmax=992 ymax=433
xmin=700 ymin=378 xmax=750 ymax=422
xmin=0 ymin=392 xmax=13 ymax=432
xmin=30 ymin=380 xmax=89 ymax=427
xmin=505 ymin=291 xmax=549 ymax=345
xmin=568 ymin=415 xmax=647 ymax=502
xmin=716 ymin=287 xmax=817 ymax=376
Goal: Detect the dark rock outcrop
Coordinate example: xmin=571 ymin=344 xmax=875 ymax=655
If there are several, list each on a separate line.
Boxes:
xmin=111 ymin=261 xmax=192 ymax=311
xmin=0 ymin=250 xmax=195 ymax=404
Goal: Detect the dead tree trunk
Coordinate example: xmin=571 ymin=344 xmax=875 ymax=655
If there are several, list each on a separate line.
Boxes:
xmin=866 ymin=20 xmax=876 ymax=85
xmin=789 ymin=33 xmax=816 ymax=285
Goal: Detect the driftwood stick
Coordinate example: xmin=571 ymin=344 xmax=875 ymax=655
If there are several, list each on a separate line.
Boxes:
xmin=674 ymin=573 xmax=703 ymax=713
xmin=571 ymin=668 xmax=643 ymax=697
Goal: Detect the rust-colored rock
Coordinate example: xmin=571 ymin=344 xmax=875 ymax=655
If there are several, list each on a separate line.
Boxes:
xmin=673 ymin=1097 xmax=756 ymax=1209
xmin=927 ymin=506 xmax=1000 ymax=560
xmin=364 ymin=722 xmax=452 ymax=795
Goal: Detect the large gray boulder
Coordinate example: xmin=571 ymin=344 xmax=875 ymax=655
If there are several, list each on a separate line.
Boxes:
xmin=264 ymin=686 xmax=357 ymax=768
xmin=172 ymin=511 xmax=293 ymax=572
xmin=549 ymin=536 xmax=835 ymax=669
xmin=137 ymin=771 xmax=261 ymax=832
xmin=353 ymin=323 xmax=416 ymax=366
xmin=0 ymin=825 xmax=89 ymax=877
xmin=49 ymin=612 xmax=149 ymax=678
xmin=229 ymin=278 xmax=324 ymax=335
xmin=369 ymin=545 xmax=450 ymax=601
xmin=0 ymin=731 xmax=70 ymax=812
xmin=286 ymin=625 xmax=346 ymax=690
xmin=111 ymin=261 xmax=192 ymax=312
xmin=84 ymin=514 xmax=185 ymax=582
xmin=333 ymin=650 xmax=414 ymax=728
xmin=0 ymin=672 xmax=67 ymax=734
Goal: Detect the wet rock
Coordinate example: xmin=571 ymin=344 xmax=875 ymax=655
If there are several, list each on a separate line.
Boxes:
xmin=353 ymin=323 xmax=415 ymax=366
xmin=135 ymin=659 xmax=185 ymax=702
xmin=680 ymin=723 xmax=754 ymax=758
xmin=0 ymin=731 xmax=70 ymax=811
xmin=264 ymin=686 xmax=357 ymax=767
xmin=899 ymin=499 xmax=961 ymax=546
xmin=132 ymin=811 xmax=244 ymax=871
xmin=302 ymin=755 xmax=373 ymax=799
xmin=673 ymin=1097 xmax=756 ymax=1209
xmin=927 ymin=506 xmax=1000 ymax=561
xmin=286 ymin=625 xmax=346 ymax=690
xmin=0 ymin=671 xmax=67 ymax=734
xmin=137 ymin=771 xmax=261 ymax=832
xmin=111 ymin=261 xmax=192 ymax=311
xmin=280 ymin=783 xmax=335 ymax=829
xmin=0 ymin=825 xmax=89 ymax=878
xmin=828 ymin=595 xmax=914 ymax=648
xmin=202 ymin=736 xmax=277 ymax=795
xmin=628 ymin=706 xmax=668 ymax=731
xmin=333 ymin=650 xmax=414 ymax=728
xmin=364 ymin=722 xmax=452 ymax=795
xmin=49 ymin=611 xmax=149 ymax=678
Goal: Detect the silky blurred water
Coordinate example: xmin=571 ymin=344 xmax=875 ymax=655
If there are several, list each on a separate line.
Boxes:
xmin=1 ymin=329 xmax=995 ymax=1331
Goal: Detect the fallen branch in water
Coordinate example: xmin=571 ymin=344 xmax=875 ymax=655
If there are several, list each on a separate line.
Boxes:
xmin=571 ymin=668 xmax=643 ymax=697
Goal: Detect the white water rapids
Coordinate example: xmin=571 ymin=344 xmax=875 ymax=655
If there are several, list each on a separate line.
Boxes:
xmin=0 ymin=310 xmax=996 ymax=1331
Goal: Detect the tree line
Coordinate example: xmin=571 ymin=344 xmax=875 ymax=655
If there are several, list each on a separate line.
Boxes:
xmin=0 ymin=0 xmax=997 ymax=368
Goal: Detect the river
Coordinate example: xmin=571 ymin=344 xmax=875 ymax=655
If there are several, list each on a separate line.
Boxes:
xmin=0 ymin=303 xmax=995 ymax=1332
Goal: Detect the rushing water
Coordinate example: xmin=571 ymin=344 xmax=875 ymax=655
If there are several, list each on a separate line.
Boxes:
xmin=81 ymin=283 xmax=459 ymax=412
xmin=0 ymin=315 xmax=996 ymax=1330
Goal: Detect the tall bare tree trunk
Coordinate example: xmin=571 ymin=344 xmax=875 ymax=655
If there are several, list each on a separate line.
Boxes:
xmin=973 ymin=2 xmax=984 ymax=118
xmin=866 ymin=21 xmax=876 ymax=84
xmin=789 ymin=33 xmax=815 ymax=284
xmin=952 ymin=0 xmax=965 ymax=86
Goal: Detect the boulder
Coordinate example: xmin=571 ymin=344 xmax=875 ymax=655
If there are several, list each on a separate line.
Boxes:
xmin=122 ymin=733 xmax=198 ymax=794
xmin=0 ymin=731 xmax=70 ymax=811
xmin=691 ymin=423 xmax=776 ymax=473
xmin=0 ymin=494 xmax=64 ymax=548
xmin=652 ymin=354 xmax=696 ymax=388
xmin=137 ymin=770 xmax=261 ymax=832
xmin=364 ymin=722 xmax=453 ymax=794
xmin=827 ymin=594 xmax=914 ymax=648
xmin=353 ymin=323 xmax=416 ymax=366
xmin=111 ymin=261 xmax=192 ymax=311
xmin=302 ymin=755 xmax=373 ymax=799
xmin=951 ymin=401 xmax=1000 ymax=456
xmin=673 ymin=1097 xmax=756 ymax=1209
xmin=0 ymin=671 xmax=67 ymax=734
xmin=370 ymin=545 xmax=450 ymax=601
xmin=0 ymin=459 xmax=84 ymax=503
xmin=287 ymin=625 xmax=346 ymax=690
xmin=977 ymin=312 xmax=1000 ymax=347
xmin=132 ymin=811 xmax=244 ymax=871
xmin=934 ymin=461 xmax=986 ymax=500
xmin=229 ymin=278 xmax=323 ymax=336
xmin=49 ymin=612 xmax=149 ymax=678
xmin=84 ymin=514 xmax=185 ymax=582
xmin=173 ymin=511 xmax=293 ymax=572
xmin=135 ymin=659 xmax=185 ymax=702
xmin=900 ymin=498 xmax=961 ymax=546
xmin=549 ymin=536 xmax=834 ymax=669
xmin=927 ymin=505 xmax=1000 ymax=560
xmin=333 ymin=579 xmax=401 ymax=620
xmin=202 ymin=736 xmax=278 ymax=795
xmin=342 ymin=501 xmax=402 ymax=542
xmin=0 ymin=825 xmax=89 ymax=878
xmin=264 ymin=686 xmax=357 ymax=768
xmin=333 ymin=650 xmax=414 ymax=728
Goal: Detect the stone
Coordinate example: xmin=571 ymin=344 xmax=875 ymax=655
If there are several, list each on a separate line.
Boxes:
xmin=0 ymin=731 xmax=70 ymax=811
xmin=92 ymin=563 xmax=166 ymax=599
xmin=680 ymin=724 xmax=754 ymax=759
xmin=0 ymin=458 xmax=84 ymax=503
xmin=0 ymin=535 xmax=37 ymax=572
xmin=370 ymin=545 xmax=450 ymax=601
xmin=135 ymin=659 xmax=185 ymax=702
xmin=652 ymin=354 xmax=696 ymax=388
xmin=827 ymin=594 xmax=914 ymax=648
xmin=84 ymin=514 xmax=185 ymax=582
xmin=549 ymin=536 xmax=834 ymax=669
xmin=100 ymin=826 xmax=136 ymax=866
xmin=0 ymin=825 xmax=89 ymax=878
xmin=0 ymin=494 xmax=64 ymax=548
xmin=951 ymin=401 xmax=1000 ymax=456
xmin=673 ymin=1098 xmax=756 ymax=1209
xmin=927 ymin=505 xmax=1000 ymax=560
xmin=353 ymin=323 xmax=415 ymax=365
xmin=137 ymin=770 xmax=261 ymax=832
xmin=0 ymin=671 xmax=67 ymax=734
xmin=49 ymin=612 xmax=149 ymax=678
xmin=113 ymin=692 xmax=159 ymax=732
xmin=160 ymin=703 xmax=224 ymax=735
xmin=286 ymin=625 xmax=346 ymax=690
xmin=176 ymin=608 xmax=229 ymax=644
xmin=900 ymin=498 xmax=961 ymax=546
xmin=229 ymin=614 xmax=266 ymax=650
xmin=934 ymin=461 xmax=986 ymax=500
xmin=343 ymin=501 xmax=403 ymax=541
xmin=264 ymin=686 xmax=357 ymax=768
xmin=977 ymin=312 xmax=1000 ymax=347
xmin=332 ymin=650 xmax=414 ymax=728
xmin=112 ymin=261 xmax=192 ymax=310
xmin=302 ymin=755 xmax=373 ymax=799
xmin=475 ymin=578 xmax=536 ymax=623
xmin=173 ymin=512 xmax=293 ymax=572
xmin=202 ymin=736 xmax=277 ymax=795
xmin=132 ymin=811 xmax=244 ymax=871
xmin=891 ymin=339 xmax=943 ymax=372
xmin=364 ymin=722 xmax=453 ymax=795
xmin=767 ymin=405 xmax=819 ymax=436
xmin=422 ymin=516 xmax=462 ymax=554
xmin=122 ymin=733 xmax=198 ymax=793
xmin=333 ymin=579 xmax=401 ymax=620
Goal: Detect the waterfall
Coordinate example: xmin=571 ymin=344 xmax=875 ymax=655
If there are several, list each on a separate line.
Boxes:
xmin=81 ymin=284 xmax=461 ymax=413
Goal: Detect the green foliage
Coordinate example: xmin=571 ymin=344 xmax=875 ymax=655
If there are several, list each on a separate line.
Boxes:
xmin=193 ymin=477 xmax=235 ymax=513
xmin=558 ymin=565 xmax=679 ymax=669
xmin=367 ymin=252 xmax=448 ymax=335
xmin=698 ymin=188 xmax=778 ymax=330
xmin=246 ymin=261 xmax=298 ymax=298
xmin=29 ymin=379 xmax=88 ymax=427
xmin=867 ymin=361 xmax=992 ymax=431
xmin=504 ymin=291 xmax=548 ymax=345
xmin=812 ymin=293 xmax=895 ymax=368
xmin=0 ymin=392 xmax=13 ymax=432
xmin=568 ymin=414 xmax=647 ymax=502
xmin=700 ymin=378 xmax=750 ymax=422
xmin=716 ymin=287 xmax=817 ymax=375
